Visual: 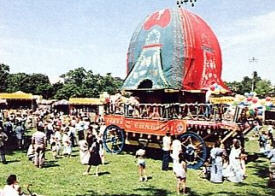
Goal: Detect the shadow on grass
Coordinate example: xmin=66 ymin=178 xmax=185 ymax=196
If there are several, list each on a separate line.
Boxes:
xmin=189 ymin=188 xmax=274 ymax=196
xmin=79 ymin=185 xmax=172 ymax=196
xmin=98 ymin=171 xmax=110 ymax=176
xmin=122 ymin=145 xmax=163 ymax=160
xmin=6 ymin=159 xmax=20 ymax=164
xmin=248 ymin=162 xmax=269 ymax=178
xmin=5 ymin=135 xmax=32 ymax=155
xmin=43 ymin=160 xmax=59 ymax=168
xmin=246 ymin=153 xmax=259 ymax=163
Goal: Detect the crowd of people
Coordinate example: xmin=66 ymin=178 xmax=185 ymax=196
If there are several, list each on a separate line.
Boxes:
xmin=0 ymin=107 xmax=274 ymax=195
xmin=0 ymin=108 xmax=108 ymax=195
xmin=256 ymin=124 xmax=275 ymax=187
xmin=160 ymin=126 xmax=275 ymax=193
xmin=0 ymin=108 xmax=105 ymax=168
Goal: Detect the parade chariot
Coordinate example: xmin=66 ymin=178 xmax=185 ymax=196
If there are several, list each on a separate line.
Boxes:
xmin=102 ymin=7 xmax=256 ymax=169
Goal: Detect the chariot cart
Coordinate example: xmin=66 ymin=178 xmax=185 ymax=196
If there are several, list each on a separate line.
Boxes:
xmin=101 ymin=6 xmax=255 ymax=169
xmin=102 ymin=103 xmax=254 ymax=169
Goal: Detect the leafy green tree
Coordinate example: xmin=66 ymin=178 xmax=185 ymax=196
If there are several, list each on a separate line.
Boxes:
xmin=6 ymin=73 xmax=29 ymax=93
xmin=6 ymin=73 xmax=53 ymax=98
xmin=51 ymin=82 xmax=64 ymax=98
xmin=55 ymin=67 xmax=123 ymax=99
xmin=255 ymin=80 xmax=274 ymax=97
xmin=61 ymin=67 xmax=87 ymax=86
xmin=54 ymin=83 xmax=81 ymax=100
xmin=2 ymin=65 xmax=123 ymax=99
xmin=36 ymin=83 xmax=53 ymax=99
xmin=225 ymin=71 xmax=273 ymax=96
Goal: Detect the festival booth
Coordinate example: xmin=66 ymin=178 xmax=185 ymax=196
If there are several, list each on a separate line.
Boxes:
xmin=37 ymin=99 xmax=56 ymax=110
xmin=69 ymin=98 xmax=103 ymax=115
xmin=52 ymin=99 xmax=69 ymax=114
xmin=0 ymin=91 xmax=37 ymax=110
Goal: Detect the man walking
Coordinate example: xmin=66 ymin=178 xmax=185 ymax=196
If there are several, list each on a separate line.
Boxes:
xmin=162 ymin=132 xmax=171 ymax=170
xmin=0 ymin=126 xmax=8 ymax=164
xmin=32 ymin=123 xmax=47 ymax=168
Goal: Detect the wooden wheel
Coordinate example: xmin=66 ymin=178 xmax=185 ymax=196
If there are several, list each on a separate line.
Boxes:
xmin=180 ymin=131 xmax=207 ymax=169
xmin=103 ymin=125 xmax=125 ymax=154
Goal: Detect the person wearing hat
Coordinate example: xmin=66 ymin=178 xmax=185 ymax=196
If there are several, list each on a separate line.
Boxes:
xmin=0 ymin=126 xmax=8 ymax=164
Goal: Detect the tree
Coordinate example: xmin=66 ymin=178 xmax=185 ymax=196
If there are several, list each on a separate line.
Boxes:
xmin=51 ymin=82 xmax=64 ymax=98
xmin=55 ymin=67 xmax=123 ymax=99
xmin=6 ymin=73 xmax=53 ymax=98
xmin=225 ymin=71 xmax=274 ymax=96
xmin=1 ymin=64 xmax=123 ymax=99
xmin=6 ymin=73 xmax=29 ymax=93
xmin=54 ymin=83 xmax=81 ymax=100
xmin=0 ymin=64 xmax=10 ymax=91
xmin=255 ymin=80 xmax=274 ymax=97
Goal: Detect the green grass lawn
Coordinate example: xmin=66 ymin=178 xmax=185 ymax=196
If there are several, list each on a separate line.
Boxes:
xmin=1 ymin=138 xmax=275 ymax=196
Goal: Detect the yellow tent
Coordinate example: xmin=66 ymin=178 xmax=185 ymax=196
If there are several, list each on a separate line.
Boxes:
xmin=69 ymin=98 xmax=103 ymax=105
xmin=0 ymin=91 xmax=34 ymax=100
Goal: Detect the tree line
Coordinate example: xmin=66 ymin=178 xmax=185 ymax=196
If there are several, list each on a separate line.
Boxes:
xmin=225 ymin=71 xmax=275 ymax=97
xmin=0 ymin=64 xmax=274 ymax=99
xmin=0 ymin=64 xmax=123 ymax=100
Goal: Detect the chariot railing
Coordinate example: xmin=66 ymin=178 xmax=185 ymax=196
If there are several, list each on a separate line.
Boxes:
xmin=104 ymin=102 xmax=240 ymax=122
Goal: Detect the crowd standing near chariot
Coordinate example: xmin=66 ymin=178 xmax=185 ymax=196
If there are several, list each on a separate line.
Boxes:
xmin=0 ymin=91 xmax=274 ymax=190
xmin=0 ymin=91 xmax=275 ymax=194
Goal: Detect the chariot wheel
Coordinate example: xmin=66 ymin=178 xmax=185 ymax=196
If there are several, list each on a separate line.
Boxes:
xmin=103 ymin=125 xmax=125 ymax=154
xmin=180 ymin=131 xmax=207 ymax=169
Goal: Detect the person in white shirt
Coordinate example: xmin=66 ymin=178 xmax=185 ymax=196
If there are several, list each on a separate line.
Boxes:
xmin=171 ymin=136 xmax=182 ymax=173
xmin=228 ymin=139 xmax=243 ymax=183
xmin=31 ymin=124 xmax=47 ymax=168
xmin=62 ymin=130 xmax=72 ymax=157
xmin=162 ymin=132 xmax=171 ymax=170
xmin=1 ymin=175 xmax=21 ymax=196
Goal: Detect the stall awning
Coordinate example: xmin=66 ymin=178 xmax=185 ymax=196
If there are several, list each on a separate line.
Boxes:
xmin=53 ymin=99 xmax=69 ymax=106
xmin=69 ymin=98 xmax=103 ymax=105
xmin=210 ymin=96 xmax=234 ymax=104
xmin=0 ymin=91 xmax=34 ymax=100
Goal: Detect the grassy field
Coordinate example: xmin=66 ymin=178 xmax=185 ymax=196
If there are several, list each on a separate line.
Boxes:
xmin=1 ymin=137 xmax=275 ymax=196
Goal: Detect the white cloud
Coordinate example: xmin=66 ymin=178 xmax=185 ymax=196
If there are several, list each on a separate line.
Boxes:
xmin=216 ymin=11 xmax=275 ymax=84
xmin=220 ymin=11 xmax=275 ymax=49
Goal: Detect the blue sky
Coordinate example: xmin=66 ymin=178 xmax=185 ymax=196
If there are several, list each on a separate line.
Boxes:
xmin=0 ymin=0 xmax=274 ymax=84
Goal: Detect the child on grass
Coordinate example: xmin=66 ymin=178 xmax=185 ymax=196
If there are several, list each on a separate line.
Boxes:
xmin=51 ymin=141 xmax=58 ymax=159
xmin=174 ymin=152 xmax=187 ymax=195
xmin=62 ymin=131 xmax=72 ymax=157
xmin=136 ymin=146 xmax=147 ymax=182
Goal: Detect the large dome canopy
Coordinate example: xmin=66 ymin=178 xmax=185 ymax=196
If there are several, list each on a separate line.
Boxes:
xmin=123 ymin=8 xmax=227 ymax=91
